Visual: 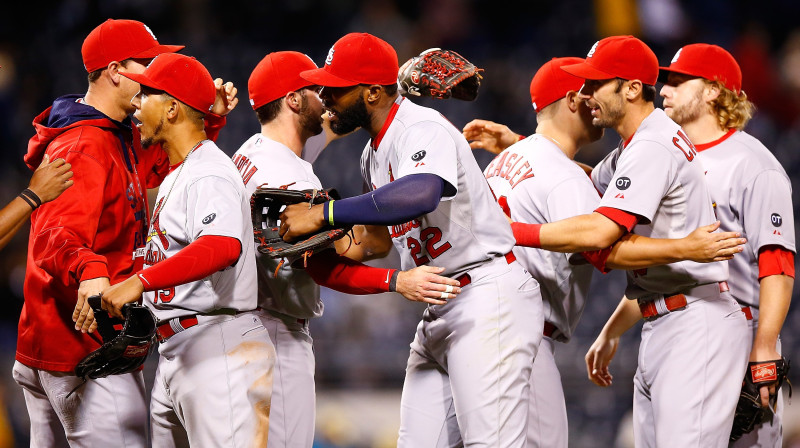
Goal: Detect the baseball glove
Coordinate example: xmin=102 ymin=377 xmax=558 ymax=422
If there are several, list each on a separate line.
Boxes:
xmin=74 ymin=295 xmax=157 ymax=380
xmin=730 ymin=357 xmax=793 ymax=442
xmin=398 ymin=48 xmax=483 ymax=101
xmin=251 ymin=187 xmax=352 ymax=261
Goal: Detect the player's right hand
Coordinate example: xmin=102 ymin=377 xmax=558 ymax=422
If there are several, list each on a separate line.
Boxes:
xmin=73 ymin=277 xmax=110 ymax=334
xmin=585 ymin=331 xmax=619 ymax=387
xmin=396 ymin=266 xmax=462 ymax=305
xmin=681 ymin=221 xmax=746 ymax=263
xmin=462 ymin=119 xmax=521 ymax=155
xmin=28 ymin=154 xmax=74 ymax=203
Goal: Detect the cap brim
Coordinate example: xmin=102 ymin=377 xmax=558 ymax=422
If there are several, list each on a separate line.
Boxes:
xmin=300 ymin=68 xmax=359 ymax=87
xmin=120 ymin=72 xmax=164 ymax=92
xmin=657 ymin=66 xmax=700 ymax=84
xmin=130 ymin=44 xmax=185 ymax=60
xmin=561 ymin=62 xmax=616 ymax=80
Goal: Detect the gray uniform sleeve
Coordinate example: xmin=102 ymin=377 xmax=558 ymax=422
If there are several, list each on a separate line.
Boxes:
xmin=742 ymin=170 xmax=796 ymax=253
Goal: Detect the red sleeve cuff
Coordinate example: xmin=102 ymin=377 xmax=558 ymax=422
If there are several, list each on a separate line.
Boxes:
xmin=78 ymin=260 xmax=109 ymax=282
xmin=581 ymin=247 xmax=613 ymax=274
xmin=517 ymin=134 xmax=525 ymax=142
xmin=594 ymin=207 xmax=638 ymax=232
xmin=511 ymin=222 xmax=541 ymax=248
xmin=204 ymin=114 xmax=226 ymax=142
xmin=758 ymin=246 xmax=795 ymax=279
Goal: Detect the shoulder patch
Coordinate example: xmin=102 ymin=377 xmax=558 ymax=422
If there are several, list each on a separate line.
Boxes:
xmin=771 ymin=213 xmax=783 ymax=227
xmin=615 ymin=177 xmax=631 ymax=190
xmin=411 ymin=150 xmax=426 ymax=162
xmin=202 ymin=213 xmax=217 ymax=225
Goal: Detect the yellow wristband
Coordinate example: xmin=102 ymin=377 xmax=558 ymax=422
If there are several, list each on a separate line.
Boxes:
xmin=328 ymin=200 xmax=335 ymax=226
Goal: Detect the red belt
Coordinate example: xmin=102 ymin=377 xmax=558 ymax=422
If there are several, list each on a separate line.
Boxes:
xmin=639 ymin=281 xmax=730 ymax=321
xmin=543 ymin=321 xmax=557 ymax=338
xmin=455 ymin=252 xmax=516 ymax=287
xmin=741 ymin=307 xmax=753 ymax=321
xmin=157 ymin=316 xmax=199 ymax=341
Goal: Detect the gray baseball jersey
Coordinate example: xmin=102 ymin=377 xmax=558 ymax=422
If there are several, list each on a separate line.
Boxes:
xmin=364 ymin=97 xmax=543 ymax=447
xmin=144 ymin=140 xmax=275 ymax=447
xmin=484 ymin=135 xmax=596 ymax=342
xmin=592 ymin=109 xmax=728 ymax=297
xmin=592 ymin=109 xmax=748 ymax=447
xmin=143 ymin=140 xmax=258 ymax=320
xmin=695 ymin=129 xmax=796 ymax=306
xmin=232 ymin=133 xmax=324 ymax=320
xmin=361 ymin=97 xmax=517 ymax=276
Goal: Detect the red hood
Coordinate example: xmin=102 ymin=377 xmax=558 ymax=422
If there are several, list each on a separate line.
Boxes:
xmin=25 ymin=96 xmax=121 ymax=170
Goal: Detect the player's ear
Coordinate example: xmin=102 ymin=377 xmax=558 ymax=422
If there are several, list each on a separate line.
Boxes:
xmin=625 ymin=80 xmax=643 ymax=101
xmin=285 ymin=91 xmax=302 ymax=113
xmin=703 ymin=82 xmax=721 ymax=103
xmin=566 ymin=91 xmax=581 ymax=112
xmin=365 ymin=85 xmax=382 ymax=104
xmin=164 ymin=97 xmax=180 ymax=120
xmin=107 ymin=61 xmax=123 ymax=86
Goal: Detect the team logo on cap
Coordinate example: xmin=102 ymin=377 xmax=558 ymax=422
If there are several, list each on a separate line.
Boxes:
xmin=532 ymin=101 xmax=538 ymax=111
xmin=587 ymin=41 xmax=599 ymax=58
xmin=771 ymin=213 xmax=783 ymax=227
xmin=143 ymin=24 xmax=157 ymax=41
xmin=325 ymin=47 xmax=335 ymax=66
xmin=671 ymin=48 xmax=683 ymax=64
xmin=615 ymin=177 xmax=631 ymax=190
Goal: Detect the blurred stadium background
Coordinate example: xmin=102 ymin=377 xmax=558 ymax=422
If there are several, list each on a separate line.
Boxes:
xmin=0 ymin=0 xmax=799 ymax=446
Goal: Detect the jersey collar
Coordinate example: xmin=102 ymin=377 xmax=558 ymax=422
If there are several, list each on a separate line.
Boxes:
xmin=371 ymin=96 xmax=404 ymax=151
xmin=693 ymin=128 xmax=736 ymax=152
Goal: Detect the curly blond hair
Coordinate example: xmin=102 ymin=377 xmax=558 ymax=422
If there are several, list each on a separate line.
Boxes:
xmin=705 ymin=80 xmax=755 ymax=130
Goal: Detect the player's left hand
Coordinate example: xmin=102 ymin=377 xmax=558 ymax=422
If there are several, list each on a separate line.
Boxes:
xmin=749 ymin=345 xmax=783 ymax=408
xmin=680 ymin=221 xmax=746 ymax=262
xmin=100 ymin=275 xmax=146 ymax=320
xmin=73 ymin=277 xmax=110 ymax=334
xmin=462 ymin=119 xmax=521 ymax=155
xmin=395 ymin=266 xmax=462 ymax=305
xmin=279 ymin=202 xmax=326 ymax=241
xmin=210 ymin=78 xmax=239 ymax=116
xmin=585 ymin=331 xmax=619 ymax=387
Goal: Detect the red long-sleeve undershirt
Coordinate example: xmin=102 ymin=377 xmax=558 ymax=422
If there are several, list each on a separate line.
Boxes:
xmin=137 ymin=235 xmax=241 ymax=291
xmin=304 ymin=250 xmax=396 ymax=295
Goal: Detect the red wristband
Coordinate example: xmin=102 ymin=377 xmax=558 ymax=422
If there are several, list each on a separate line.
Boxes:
xmin=511 ymin=222 xmax=542 ymax=248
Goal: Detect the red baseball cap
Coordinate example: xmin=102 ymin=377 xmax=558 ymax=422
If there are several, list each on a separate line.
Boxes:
xmin=82 ymin=19 xmax=184 ymax=73
xmin=300 ymin=33 xmax=398 ymax=87
xmin=530 ymin=57 xmax=585 ymax=113
xmin=121 ymin=53 xmax=216 ymax=114
xmin=562 ymin=35 xmax=659 ymax=85
xmin=659 ymin=44 xmax=742 ymax=93
xmin=248 ymin=51 xmax=318 ymax=109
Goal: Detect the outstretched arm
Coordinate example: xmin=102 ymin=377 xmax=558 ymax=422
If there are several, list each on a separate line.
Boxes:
xmin=462 ymin=119 xmax=523 ymax=155
xmin=0 ymin=155 xmax=73 ymax=250
xmin=335 ymin=225 xmax=393 ymax=262
xmin=603 ymin=221 xmax=746 ymax=269
xmin=585 ymin=297 xmax=642 ymax=387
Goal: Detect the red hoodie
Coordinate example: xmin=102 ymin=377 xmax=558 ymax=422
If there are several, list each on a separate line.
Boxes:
xmin=18 ymin=95 xmax=224 ymax=371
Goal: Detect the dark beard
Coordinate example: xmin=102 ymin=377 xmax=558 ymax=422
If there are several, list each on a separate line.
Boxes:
xmin=330 ymin=95 xmax=368 ymax=135
xmin=298 ymin=91 xmax=324 ymax=136
xmin=141 ymin=118 xmax=164 ymax=149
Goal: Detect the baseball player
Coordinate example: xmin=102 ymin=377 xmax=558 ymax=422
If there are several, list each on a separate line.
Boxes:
xmin=0 ymin=155 xmax=72 ymax=250
xmin=658 ymin=44 xmax=795 ymax=447
xmin=72 ymin=53 xmax=276 ymax=447
xmin=512 ymin=36 xmax=750 ymax=447
xmin=280 ymin=33 xmax=543 ymax=447
xmin=233 ymin=50 xmax=462 ymax=447
xmin=478 ymin=56 xmax=746 ymax=448
xmin=13 ymin=19 xmax=190 ymax=447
